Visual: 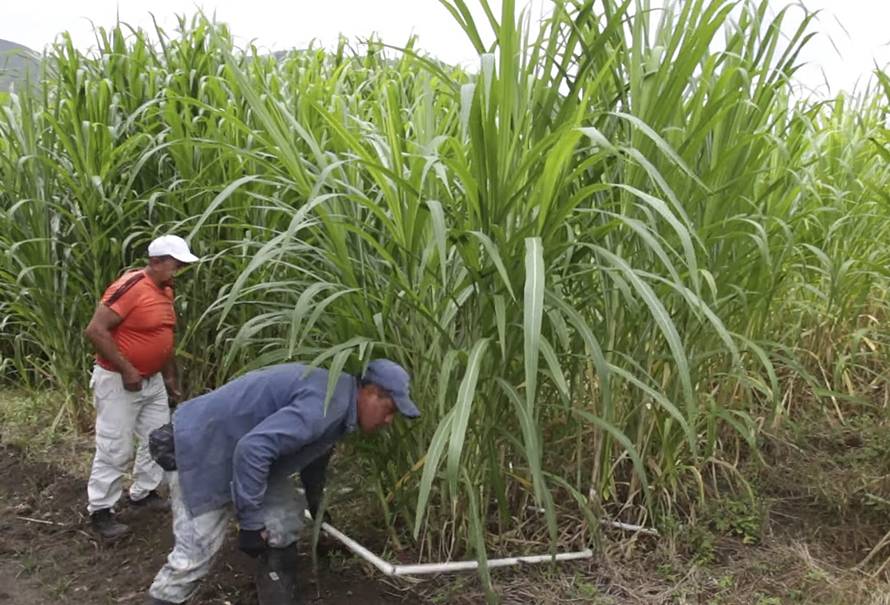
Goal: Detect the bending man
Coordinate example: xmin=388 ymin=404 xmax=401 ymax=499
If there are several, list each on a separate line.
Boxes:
xmin=146 ymin=359 xmax=420 ymax=605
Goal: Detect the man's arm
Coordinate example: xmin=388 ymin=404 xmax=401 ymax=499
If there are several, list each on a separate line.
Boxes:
xmin=231 ymin=405 xmax=322 ymax=531
xmin=84 ymin=305 xmax=142 ymax=391
xmin=161 ymin=356 xmax=182 ymax=405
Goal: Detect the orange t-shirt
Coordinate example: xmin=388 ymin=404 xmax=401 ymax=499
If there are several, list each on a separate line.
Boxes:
xmin=96 ymin=270 xmax=176 ymax=377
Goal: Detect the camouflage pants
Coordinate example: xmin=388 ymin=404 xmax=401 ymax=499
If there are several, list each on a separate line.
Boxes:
xmin=148 ymin=470 xmax=304 ymax=603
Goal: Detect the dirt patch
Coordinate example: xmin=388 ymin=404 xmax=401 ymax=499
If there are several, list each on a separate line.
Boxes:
xmin=0 ymin=562 xmax=53 ymax=605
xmin=0 ymin=444 xmax=415 ymax=604
xmin=4 ymin=389 xmax=890 ymax=605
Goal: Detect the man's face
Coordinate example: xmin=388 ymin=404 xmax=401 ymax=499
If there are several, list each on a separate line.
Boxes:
xmin=356 ymin=384 xmax=397 ymax=433
xmin=151 ymin=256 xmax=186 ymax=284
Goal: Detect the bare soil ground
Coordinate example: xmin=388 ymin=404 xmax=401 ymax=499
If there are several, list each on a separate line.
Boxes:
xmin=0 ymin=443 xmax=413 ymax=605
xmin=3 ymin=390 xmax=890 ymax=604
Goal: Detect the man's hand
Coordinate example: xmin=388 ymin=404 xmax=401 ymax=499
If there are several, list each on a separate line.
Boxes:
xmin=164 ymin=379 xmax=182 ymax=406
xmin=121 ymin=366 xmax=143 ymax=392
xmin=238 ymin=528 xmax=268 ymax=557
xmin=161 ymin=357 xmax=181 ymax=406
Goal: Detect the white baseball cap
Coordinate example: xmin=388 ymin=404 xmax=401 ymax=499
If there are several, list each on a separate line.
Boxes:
xmin=147 ymin=235 xmax=200 ymax=263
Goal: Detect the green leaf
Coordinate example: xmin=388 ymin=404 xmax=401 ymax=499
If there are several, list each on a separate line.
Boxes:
xmin=524 ymin=237 xmax=545 ymax=413
xmin=446 ymin=338 xmax=490 ymax=495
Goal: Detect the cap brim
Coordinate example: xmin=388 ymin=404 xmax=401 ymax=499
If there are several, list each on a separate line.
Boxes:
xmin=394 ymin=395 xmax=420 ymax=419
xmin=171 ymin=252 xmax=200 ymax=263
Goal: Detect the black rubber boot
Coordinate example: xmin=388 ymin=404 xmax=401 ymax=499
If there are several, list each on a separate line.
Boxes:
xmin=90 ymin=508 xmax=130 ymax=540
xmin=256 ymin=544 xmax=299 ymax=605
xmin=128 ymin=490 xmax=170 ymax=511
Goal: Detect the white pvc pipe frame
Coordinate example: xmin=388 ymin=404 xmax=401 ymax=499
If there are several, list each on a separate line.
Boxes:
xmin=304 ymin=511 xmax=657 ymax=576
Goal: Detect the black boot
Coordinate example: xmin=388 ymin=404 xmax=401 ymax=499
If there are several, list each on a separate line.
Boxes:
xmin=256 ymin=544 xmax=298 ymax=605
xmin=90 ymin=508 xmax=130 ymax=540
xmin=128 ymin=489 xmax=170 ymax=511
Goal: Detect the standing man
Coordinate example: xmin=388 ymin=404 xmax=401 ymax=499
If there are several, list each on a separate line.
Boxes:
xmin=145 ymin=359 xmax=420 ymax=605
xmin=84 ymin=234 xmax=199 ymax=540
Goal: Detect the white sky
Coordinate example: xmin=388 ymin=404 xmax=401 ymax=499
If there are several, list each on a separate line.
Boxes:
xmin=1 ymin=1 xmax=888 ymax=97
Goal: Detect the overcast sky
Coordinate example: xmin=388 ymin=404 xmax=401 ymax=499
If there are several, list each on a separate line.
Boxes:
xmin=1 ymin=1 xmax=888 ymax=97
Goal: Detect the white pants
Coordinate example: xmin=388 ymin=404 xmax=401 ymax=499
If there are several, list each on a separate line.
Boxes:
xmin=86 ymin=365 xmax=170 ymax=513
xmin=149 ymin=470 xmax=305 ymax=603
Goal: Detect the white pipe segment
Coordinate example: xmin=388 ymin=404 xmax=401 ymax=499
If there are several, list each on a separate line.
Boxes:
xmin=525 ymin=506 xmax=660 ymax=536
xmin=604 ymin=519 xmax=659 ymax=535
xmin=304 ymin=511 xmax=594 ymax=576
xmin=390 ymin=549 xmax=594 ymax=576
xmin=312 ymin=517 xmax=395 ymax=575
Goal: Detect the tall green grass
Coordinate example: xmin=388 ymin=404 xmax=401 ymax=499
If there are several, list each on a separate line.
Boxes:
xmin=1 ymin=1 xmax=889 ymax=579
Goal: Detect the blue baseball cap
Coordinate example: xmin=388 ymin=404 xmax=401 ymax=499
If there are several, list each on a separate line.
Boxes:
xmin=363 ymin=359 xmax=420 ymax=419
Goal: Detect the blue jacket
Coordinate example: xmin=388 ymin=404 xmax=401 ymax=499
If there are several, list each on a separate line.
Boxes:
xmin=172 ymin=363 xmax=358 ymax=529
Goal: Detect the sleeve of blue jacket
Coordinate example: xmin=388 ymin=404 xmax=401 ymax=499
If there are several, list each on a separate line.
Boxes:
xmin=231 ymin=403 xmax=323 ymax=530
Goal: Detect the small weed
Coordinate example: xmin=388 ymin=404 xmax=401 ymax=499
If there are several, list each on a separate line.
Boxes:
xmin=709 ymin=497 xmax=762 ymax=545
xmin=48 ymin=575 xmax=74 ymax=600
xmin=575 ymin=578 xmax=612 ymax=603
xmin=805 ymin=567 xmax=828 ymax=583
xmin=686 ymin=524 xmax=717 ymax=565
xmin=17 ymin=554 xmax=41 ymax=576
xmin=657 ymin=561 xmax=683 ymax=581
